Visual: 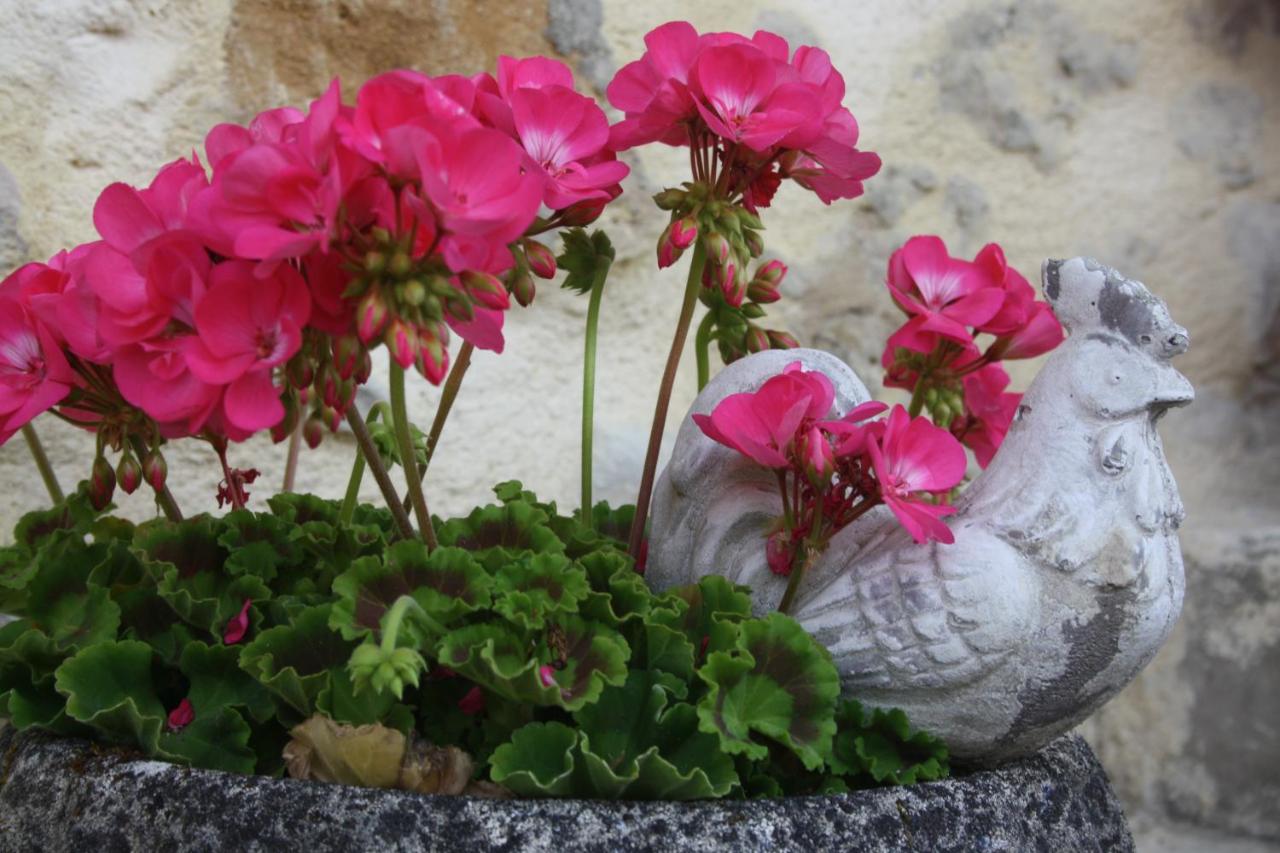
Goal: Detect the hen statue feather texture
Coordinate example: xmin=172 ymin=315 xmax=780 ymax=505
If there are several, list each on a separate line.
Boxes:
xmin=646 ymin=257 xmax=1193 ymax=764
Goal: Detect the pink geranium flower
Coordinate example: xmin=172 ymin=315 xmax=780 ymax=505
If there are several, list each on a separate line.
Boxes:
xmin=113 ymin=338 xmax=222 ymax=437
xmin=866 ymin=405 xmax=967 ymax=544
xmin=886 ymin=236 xmax=1006 ymax=354
xmin=0 ymin=291 xmax=76 ymax=445
xmin=972 ymin=243 xmax=1064 ymax=359
xmin=8 ymin=248 xmax=109 ymax=363
xmin=184 ymin=261 xmax=310 ymax=432
xmin=606 ymin=20 xmax=702 ymax=148
xmin=693 ymin=361 xmax=834 ymax=468
xmin=956 ymin=364 xmax=1021 ymax=468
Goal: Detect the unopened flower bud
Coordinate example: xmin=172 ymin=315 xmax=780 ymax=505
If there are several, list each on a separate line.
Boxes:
xmin=510 ymin=269 xmax=536 ymax=307
xmin=444 ymin=291 xmax=474 ymax=324
xmin=798 ymin=425 xmax=835 ymax=489
xmin=744 ymin=326 xmax=770 ymax=354
xmin=384 ymin=319 xmax=418 ymax=369
xmin=737 ymin=209 xmax=765 ymax=231
xmin=399 ymin=278 xmax=427 ymax=306
xmin=670 ymin=216 xmax=698 ymax=250
xmin=331 ymin=335 xmax=362 ymax=381
xmin=90 ymin=455 xmax=116 ymax=511
xmin=286 ymin=355 xmax=314 ymax=390
xmin=270 ymin=393 xmax=300 ymax=443
xmin=388 ymin=251 xmax=412 ymax=278
xmin=303 ymin=415 xmax=326 ymax=449
xmin=415 ymin=333 xmax=449 ymax=385
xmin=462 ymin=271 xmax=510 ymax=311
xmin=766 ymin=329 xmax=799 ymax=350
xmin=657 ymin=222 xmax=685 ymax=270
xmin=355 ymin=350 xmax=373 ymax=385
xmin=766 ymin=529 xmax=793 ymax=577
xmin=719 ymin=264 xmax=745 ymax=308
xmin=744 ymin=229 xmax=765 ymax=258
xmin=142 ymin=449 xmax=167 ymax=491
xmin=357 ymin=288 xmax=390 ymax=343
xmin=753 ymin=259 xmax=786 ymax=289
xmin=321 ymin=366 xmax=341 ymax=409
xmin=523 ymin=240 xmax=557 ymax=280
xmin=703 ymin=232 xmax=730 ymax=265
xmin=116 ymin=453 xmax=142 ymax=495
xmin=747 ymin=279 xmax=781 ymax=304
xmin=324 ymin=406 xmax=342 ymax=433
xmin=741 ymin=302 xmax=767 ymax=319
xmin=652 ymin=187 xmax=687 ymax=210
xmin=363 ymin=250 xmax=387 ymax=275
xmin=558 ymin=198 xmax=607 ymax=226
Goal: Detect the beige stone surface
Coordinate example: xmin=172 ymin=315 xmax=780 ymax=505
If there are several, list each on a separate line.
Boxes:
xmin=0 ymin=0 xmax=1276 ymax=844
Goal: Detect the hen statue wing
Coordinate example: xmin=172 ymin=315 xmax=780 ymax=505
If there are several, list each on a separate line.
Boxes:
xmin=794 ymin=517 xmax=1035 ymax=692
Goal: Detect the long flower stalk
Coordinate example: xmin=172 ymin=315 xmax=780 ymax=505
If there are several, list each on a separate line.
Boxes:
xmin=389 ymin=362 xmax=438 ymax=549
xmin=402 ymin=341 xmax=474 ymax=511
xmin=345 ymin=404 xmax=414 ymax=539
xmin=281 ymin=419 xmax=302 ymax=493
xmin=628 ymin=240 xmax=708 ymax=558
xmin=340 ymin=403 xmax=387 ymax=526
xmin=21 ymin=423 xmax=63 ymax=505
xmin=579 ymin=252 xmax=612 ymax=526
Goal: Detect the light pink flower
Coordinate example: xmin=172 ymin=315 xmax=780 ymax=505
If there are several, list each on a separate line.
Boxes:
xmin=866 ymin=405 xmax=967 ymax=544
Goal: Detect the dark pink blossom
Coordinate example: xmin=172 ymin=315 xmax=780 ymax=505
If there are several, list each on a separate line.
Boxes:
xmin=865 ymin=406 xmax=967 ymax=544
xmin=167 ymin=698 xmax=195 ymax=732
xmin=955 ymin=364 xmax=1021 ymax=468
xmin=0 ymin=290 xmax=76 ymax=445
xmin=885 ymin=236 xmax=1004 ymax=354
xmin=693 ymin=361 xmax=834 ymax=468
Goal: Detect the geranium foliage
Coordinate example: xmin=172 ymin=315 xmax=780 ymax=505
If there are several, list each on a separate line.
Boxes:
xmin=0 ymin=483 xmax=947 ymax=798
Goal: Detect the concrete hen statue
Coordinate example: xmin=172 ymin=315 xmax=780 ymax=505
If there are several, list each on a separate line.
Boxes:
xmin=646 ymin=256 xmax=1193 ymax=764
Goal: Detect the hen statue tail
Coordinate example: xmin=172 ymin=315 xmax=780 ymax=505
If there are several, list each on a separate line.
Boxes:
xmin=645 ymin=348 xmax=873 ymax=615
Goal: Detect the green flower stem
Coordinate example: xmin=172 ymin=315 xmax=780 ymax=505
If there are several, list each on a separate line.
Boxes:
xmin=389 ymin=362 xmax=438 ymax=550
xmin=281 ymin=418 xmax=302 ymax=493
xmin=628 ymin=240 xmax=709 ymax=559
xmin=580 ymin=253 xmax=612 ymax=527
xmin=694 ymin=309 xmax=715 ymax=392
xmin=345 ymin=404 xmax=414 ymax=539
xmin=340 ymin=403 xmax=386 ymax=526
xmin=379 ymin=594 xmax=442 ymax=650
xmin=21 ymin=423 xmax=63 ymax=505
xmin=778 ymin=487 xmax=829 ymax=615
xmin=402 ymin=341 xmax=473 ymax=512
xmin=907 ymin=379 xmax=928 ymax=418
xmin=127 ymin=434 xmax=183 ymax=523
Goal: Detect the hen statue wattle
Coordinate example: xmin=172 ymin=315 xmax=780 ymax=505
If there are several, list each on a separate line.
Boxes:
xmin=646 ymin=256 xmax=1193 ymax=764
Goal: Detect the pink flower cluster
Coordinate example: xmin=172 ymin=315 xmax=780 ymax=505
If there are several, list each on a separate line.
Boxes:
xmin=882 ymin=236 xmax=1064 ymax=467
xmin=0 ymin=54 xmax=627 ymax=462
xmin=695 ymin=362 xmax=967 ymax=575
xmin=608 ymin=21 xmax=880 ymax=207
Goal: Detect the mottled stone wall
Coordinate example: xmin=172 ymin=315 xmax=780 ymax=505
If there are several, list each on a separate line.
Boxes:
xmin=1 ymin=0 xmax=1277 ymax=844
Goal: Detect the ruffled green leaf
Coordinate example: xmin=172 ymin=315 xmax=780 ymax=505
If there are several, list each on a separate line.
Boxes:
xmin=179 ymin=641 xmax=275 ymax=724
xmin=238 ymin=604 xmax=353 ymax=717
xmin=330 ymin=544 xmax=490 ymax=642
xmin=696 ymin=613 xmax=840 ymax=770
xmin=156 ymin=705 xmax=256 ymax=774
xmin=437 ymin=501 xmax=564 ymax=572
xmin=0 ymin=621 xmax=84 ymax=733
xmin=23 ymin=537 xmax=121 ymax=652
xmin=829 ymin=699 xmax=950 ymax=785
xmin=218 ymin=510 xmax=301 ymax=585
xmin=492 ymin=553 xmax=590 ymax=630
xmin=438 ymin=615 xmax=628 ymax=711
xmin=489 ymin=721 xmax=578 ymax=796
xmin=12 ymin=484 xmax=101 ymax=551
xmin=54 ymin=639 xmax=164 ymax=750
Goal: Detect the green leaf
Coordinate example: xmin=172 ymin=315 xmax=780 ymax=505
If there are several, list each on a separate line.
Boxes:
xmin=437 ymin=615 xmax=628 ymax=712
xmin=557 ymin=228 xmax=615 ymax=296
xmin=23 ymin=536 xmax=121 ymax=652
xmin=367 ymin=416 xmax=428 ymax=469
xmin=696 ymin=613 xmax=840 ymax=770
xmin=238 ymin=604 xmax=353 ymax=716
xmin=0 ymin=621 xmax=84 ymax=734
xmin=54 ymin=639 xmax=164 ymax=751
xmin=317 ymin=665 xmax=415 ymax=730
xmin=330 ymin=543 xmax=490 ymax=642
xmin=492 ymin=553 xmax=590 ymax=630
xmin=11 ymin=484 xmax=101 ymax=551
xmin=436 ymin=501 xmax=564 ymax=572
xmin=489 ymin=721 xmax=579 ymax=796
xmin=179 ymin=641 xmax=275 ymax=724
xmin=829 ymin=699 xmax=950 ymax=785
xmin=157 ymin=706 xmax=257 ymax=774
xmin=218 ymin=510 xmax=301 ymax=585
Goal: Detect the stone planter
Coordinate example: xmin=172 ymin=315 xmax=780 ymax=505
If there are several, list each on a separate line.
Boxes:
xmin=0 ymin=726 xmax=1132 ymax=851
